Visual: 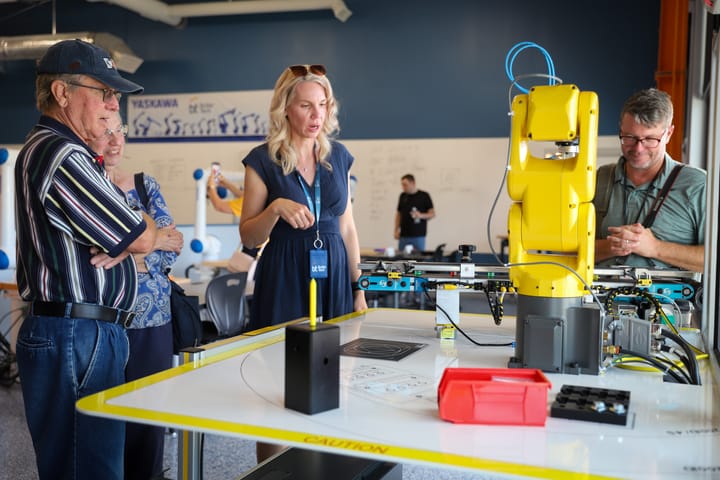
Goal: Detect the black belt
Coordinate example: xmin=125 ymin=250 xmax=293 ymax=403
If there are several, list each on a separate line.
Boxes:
xmin=31 ymin=301 xmax=135 ymax=328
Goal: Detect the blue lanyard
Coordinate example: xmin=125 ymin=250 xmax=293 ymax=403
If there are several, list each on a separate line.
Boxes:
xmin=297 ymin=167 xmax=323 ymax=249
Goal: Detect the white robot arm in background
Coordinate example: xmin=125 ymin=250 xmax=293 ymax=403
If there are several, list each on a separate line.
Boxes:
xmin=191 ymin=167 xmax=244 ymax=263
xmin=0 ymin=148 xmax=17 ymax=270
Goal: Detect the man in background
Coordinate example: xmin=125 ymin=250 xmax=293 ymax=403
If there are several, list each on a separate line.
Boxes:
xmin=394 ymin=173 xmax=435 ymax=252
xmin=14 ymin=39 xmax=156 ymax=479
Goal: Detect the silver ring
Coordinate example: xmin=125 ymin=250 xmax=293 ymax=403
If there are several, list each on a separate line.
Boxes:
xmin=624 ymin=239 xmax=629 ymax=246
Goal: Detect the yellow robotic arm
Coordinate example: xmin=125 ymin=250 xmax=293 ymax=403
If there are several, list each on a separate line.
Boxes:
xmin=507 ymin=84 xmax=599 ymax=298
xmin=506 ymin=84 xmax=602 ymax=374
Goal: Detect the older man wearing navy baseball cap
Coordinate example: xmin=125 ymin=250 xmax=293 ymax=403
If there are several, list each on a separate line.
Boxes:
xmin=14 ymin=39 xmax=157 ymax=480
xmin=36 ymin=38 xmax=143 ymax=94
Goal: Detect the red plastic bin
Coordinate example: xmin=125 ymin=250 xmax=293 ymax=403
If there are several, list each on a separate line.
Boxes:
xmin=438 ymin=368 xmax=552 ymax=426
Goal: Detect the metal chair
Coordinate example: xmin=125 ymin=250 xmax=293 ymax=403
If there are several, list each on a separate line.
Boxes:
xmin=205 ymin=272 xmax=249 ymax=338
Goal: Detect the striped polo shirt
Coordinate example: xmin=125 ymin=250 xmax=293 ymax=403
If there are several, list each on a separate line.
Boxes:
xmin=14 ymin=116 xmax=147 ymax=311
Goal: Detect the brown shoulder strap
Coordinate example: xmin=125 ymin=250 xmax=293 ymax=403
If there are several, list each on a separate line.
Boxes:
xmin=642 ymin=164 xmax=684 ymax=228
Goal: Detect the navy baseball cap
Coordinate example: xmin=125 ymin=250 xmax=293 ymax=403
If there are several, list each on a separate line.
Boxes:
xmin=37 ymin=39 xmax=143 ymax=94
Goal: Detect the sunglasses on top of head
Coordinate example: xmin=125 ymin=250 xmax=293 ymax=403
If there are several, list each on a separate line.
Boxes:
xmin=288 ymin=64 xmax=327 ymax=77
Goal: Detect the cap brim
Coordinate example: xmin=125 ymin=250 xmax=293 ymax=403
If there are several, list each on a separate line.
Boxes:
xmin=90 ymin=73 xmax=144 ymax=94
xmin=82 ymin=72 xmax=145 ymax=93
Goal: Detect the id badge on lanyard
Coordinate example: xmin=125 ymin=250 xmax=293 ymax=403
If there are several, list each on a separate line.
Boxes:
xmin=298 ymin=168 xmax=328 ymax=279
xmin=310 ymin=248 xmax=328 ymax=278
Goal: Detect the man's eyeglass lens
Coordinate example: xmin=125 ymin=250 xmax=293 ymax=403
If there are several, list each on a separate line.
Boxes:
xmin=66 ymin=82 xmax=122 ymax=102
xmin=619 ymin=135 xmax=662 ymax=148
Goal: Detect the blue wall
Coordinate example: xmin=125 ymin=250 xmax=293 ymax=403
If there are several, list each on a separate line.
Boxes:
xmin=0 ymin=0 xmax=660 ymax=143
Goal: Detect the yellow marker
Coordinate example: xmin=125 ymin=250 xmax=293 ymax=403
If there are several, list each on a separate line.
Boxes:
xmin=309 ymin=278 xmax=317 ymax=328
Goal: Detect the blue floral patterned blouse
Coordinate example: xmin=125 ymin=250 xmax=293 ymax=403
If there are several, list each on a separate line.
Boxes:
xmin=125 ymin=174 xmax=178 ymax=329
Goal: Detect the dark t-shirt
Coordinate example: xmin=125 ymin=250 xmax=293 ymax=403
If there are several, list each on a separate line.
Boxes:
xmin=397 ymin=190 xmax=433 ymax=237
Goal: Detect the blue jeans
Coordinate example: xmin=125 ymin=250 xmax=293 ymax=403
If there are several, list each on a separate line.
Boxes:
xmin=399 ymin=236 xmax=426 ymax=252
xmin=16 ymin=315 xmax=129 ymax=480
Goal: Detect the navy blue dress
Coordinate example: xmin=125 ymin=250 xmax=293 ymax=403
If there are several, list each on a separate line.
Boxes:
xmin=242 ymin=142 xmax=354 ymax=329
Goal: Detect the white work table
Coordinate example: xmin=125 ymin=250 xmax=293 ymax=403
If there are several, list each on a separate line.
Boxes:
xmin=77 ymin=308 xmax=720 ymax=479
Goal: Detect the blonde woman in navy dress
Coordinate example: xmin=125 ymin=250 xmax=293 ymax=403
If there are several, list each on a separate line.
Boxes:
xmin=240 ymin=65 xmax=366 ymax=334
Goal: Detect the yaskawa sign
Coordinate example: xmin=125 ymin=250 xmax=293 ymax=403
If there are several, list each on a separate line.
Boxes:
xmin=127 ymin=90 xmax=272 ymax=142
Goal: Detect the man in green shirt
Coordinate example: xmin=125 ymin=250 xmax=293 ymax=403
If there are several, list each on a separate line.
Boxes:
xmin=594 ymin=88 xmax=705 ymax=273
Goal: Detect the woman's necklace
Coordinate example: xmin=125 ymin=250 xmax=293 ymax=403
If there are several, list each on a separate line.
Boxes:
xmin=298 ymin=144 xmax=319 ymax=174
xmin=298 ymin=157 xmax=315 ymax=173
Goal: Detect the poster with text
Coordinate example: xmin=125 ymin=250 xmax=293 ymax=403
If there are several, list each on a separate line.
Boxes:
xmin=127 ymin=90 xmax=273 ymax=142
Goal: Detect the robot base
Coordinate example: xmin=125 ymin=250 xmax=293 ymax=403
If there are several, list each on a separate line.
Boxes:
xmin=508 ymin=295 xmax=603 ymax=375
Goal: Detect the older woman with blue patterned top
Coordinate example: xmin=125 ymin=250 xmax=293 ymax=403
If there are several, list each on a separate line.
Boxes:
xmin=89 ymin=112 xmax=183 ymax=480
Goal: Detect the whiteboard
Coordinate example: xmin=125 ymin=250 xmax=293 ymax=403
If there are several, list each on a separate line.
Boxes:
xmin=100 ymin=136 xmax=621 ymax=254
xmin=345 ymin=136 xmax=620 ymax=254
xmin=344 ymin=138 xmax=510 ymax=254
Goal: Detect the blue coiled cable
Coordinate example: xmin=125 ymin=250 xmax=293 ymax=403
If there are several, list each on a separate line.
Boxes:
xmin=504 ymin=41 xmax=557 ymax=93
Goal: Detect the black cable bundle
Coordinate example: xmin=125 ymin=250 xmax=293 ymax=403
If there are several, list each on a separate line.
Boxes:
xmin=618 ymin=346 xmax=689 ymax=384
xmin=659 ymin=327 xmax=702 ymax=386
xmin=606 ymin=287 xmax=701 ymax=385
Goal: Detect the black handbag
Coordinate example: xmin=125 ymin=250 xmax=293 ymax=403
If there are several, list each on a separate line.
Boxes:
xmin=168 ymin=279 xmax=203 ymax=353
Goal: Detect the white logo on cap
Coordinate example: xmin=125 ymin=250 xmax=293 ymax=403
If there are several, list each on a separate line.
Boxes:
xmin=103 ymin=57 xmax=115 ymax=69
